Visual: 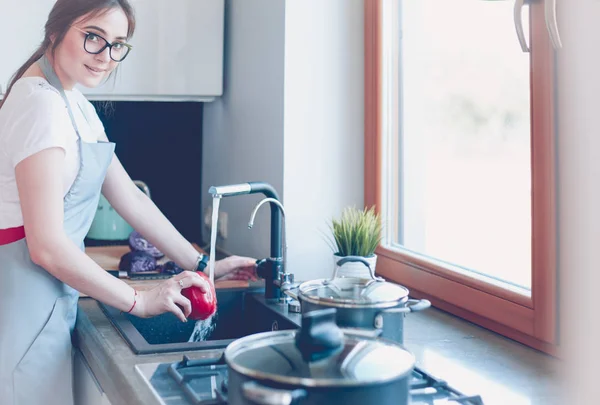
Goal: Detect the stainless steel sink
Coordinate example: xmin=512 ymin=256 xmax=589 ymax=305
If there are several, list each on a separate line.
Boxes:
xmin=99 ymin=287 xmax=298 ymax=354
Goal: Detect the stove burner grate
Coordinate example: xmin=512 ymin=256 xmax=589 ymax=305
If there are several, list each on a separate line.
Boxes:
xmin=167 ymin=355 xmax=484 ymax=405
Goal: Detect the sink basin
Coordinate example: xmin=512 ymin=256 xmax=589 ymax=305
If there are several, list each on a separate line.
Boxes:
xmin=99 ymin=287 xmax=298 ymax=354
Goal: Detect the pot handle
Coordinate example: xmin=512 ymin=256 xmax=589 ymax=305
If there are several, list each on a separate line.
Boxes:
xmin=281 ymin=284 xmax=299 ymax=301
xmin=295 ymin=308 xmax=344 ymax=362
xmin=340 ymin=327 xmax=383 ymax=339
xmin=383 ymin=298 xmax=431 ymax=314
xmin=242 ymin=381 xmax=307 ymax=405
xmin=326 ymin=255 xmax=384 ymax=284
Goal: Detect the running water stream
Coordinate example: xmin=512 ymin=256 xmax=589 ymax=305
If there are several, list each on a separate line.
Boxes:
xmin=208 ymin=196 xmax=220 ymax=285
xmin=188 ymin=196 xmax=221 ymax=342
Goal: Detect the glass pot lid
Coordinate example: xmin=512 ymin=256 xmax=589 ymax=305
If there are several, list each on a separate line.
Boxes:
xmin=224 ymin=309 xmax=415 ymax=387
xmin=298 ymin=277 xmax=410 ymax=308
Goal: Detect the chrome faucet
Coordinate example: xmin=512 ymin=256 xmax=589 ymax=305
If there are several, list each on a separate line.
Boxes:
xmin=208 ymin=182 xmax=284 ymax=300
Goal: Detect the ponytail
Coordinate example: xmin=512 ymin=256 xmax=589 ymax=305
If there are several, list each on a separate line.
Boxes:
xmin=0 ymin=40 xmax=50 ymax=109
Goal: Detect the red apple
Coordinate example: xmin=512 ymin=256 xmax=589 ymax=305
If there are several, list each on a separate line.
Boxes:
xmin=182 ymin=272 xmax=217 ymax=320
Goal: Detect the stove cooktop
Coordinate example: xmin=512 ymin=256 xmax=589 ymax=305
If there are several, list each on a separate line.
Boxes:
xmin=135 ymin=356 xmax=484 ymax=405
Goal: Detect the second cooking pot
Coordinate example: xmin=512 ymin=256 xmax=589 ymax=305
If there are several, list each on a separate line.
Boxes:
xmin=283 ymin=256 xmax=430 ymax=344
xmin=224 ymin=308 xmax=415 ymax=405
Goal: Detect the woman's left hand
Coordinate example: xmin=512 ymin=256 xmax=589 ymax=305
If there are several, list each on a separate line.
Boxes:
xmin=212 ymin=256 xmax=258 ymax=281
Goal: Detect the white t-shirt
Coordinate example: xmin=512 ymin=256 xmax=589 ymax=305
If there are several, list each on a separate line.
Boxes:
xmin=0 ymin=77 xmax=106 ymax=228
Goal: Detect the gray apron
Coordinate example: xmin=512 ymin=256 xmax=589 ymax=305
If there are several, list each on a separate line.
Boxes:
xmin=0 ymin=56 xmax=115 ymax=405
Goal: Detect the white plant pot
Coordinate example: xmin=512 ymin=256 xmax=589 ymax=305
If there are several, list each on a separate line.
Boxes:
xmin=332 ymin=254 xmax=378 ymax=279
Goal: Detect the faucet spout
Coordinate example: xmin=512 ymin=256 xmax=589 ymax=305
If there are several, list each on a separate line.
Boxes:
xmin=248 ymin=198 xmax=285 ymax=228
xmin=208 ymin=183 xmax=251 ymax=198
xmin=248 ymin=198 xmax=287 ymax=273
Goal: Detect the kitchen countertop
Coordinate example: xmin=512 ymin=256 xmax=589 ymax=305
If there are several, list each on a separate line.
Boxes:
xmin=402 ymin=305 xmax=563 ymax=405
xmin=75 ymin=295 xmax=564 ymax=405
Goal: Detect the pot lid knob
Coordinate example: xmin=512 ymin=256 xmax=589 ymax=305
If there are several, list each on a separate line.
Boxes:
xmin=295 ymin=308 xmax=344 ymax=362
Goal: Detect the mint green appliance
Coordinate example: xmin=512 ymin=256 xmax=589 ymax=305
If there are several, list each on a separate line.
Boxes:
xmin=86 ymin=180 xmax=151 ymax=241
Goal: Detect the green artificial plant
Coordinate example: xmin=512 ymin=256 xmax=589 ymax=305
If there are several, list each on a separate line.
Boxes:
xmin=329 ymin=206 xmax=383 ymax=257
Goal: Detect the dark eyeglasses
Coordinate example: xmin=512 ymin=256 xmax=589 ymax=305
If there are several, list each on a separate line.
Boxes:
xmin=72 ymin=26 xmax=132 ymax=62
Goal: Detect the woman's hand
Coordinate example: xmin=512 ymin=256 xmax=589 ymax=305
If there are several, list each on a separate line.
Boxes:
xmin=131 ymin=256 xmax=257 ymax=321
xmin=212 ymin=256 xmax=258 ymax=281
xmin=133 ymin=271 xmax=211 ymax=322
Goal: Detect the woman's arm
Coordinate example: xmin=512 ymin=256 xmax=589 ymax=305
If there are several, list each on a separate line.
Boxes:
xmin=100 ymin=153 xmax=200 ymax=270
xmin=16 ymin=148 xmax=208 ymax=321
xmin=101 ymin=151 xmax=258 ymax=280
xmin=17 ymin=147 xmax=136 ymax=310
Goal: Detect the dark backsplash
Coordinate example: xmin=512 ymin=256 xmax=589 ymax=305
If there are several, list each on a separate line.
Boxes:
xmin=92 ymin=101 xmax=204 ymax=244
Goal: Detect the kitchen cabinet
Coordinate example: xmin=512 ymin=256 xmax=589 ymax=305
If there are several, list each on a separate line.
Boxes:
xmin=73 ymin=348 xmax=112 ymax=405
xmin=0 ymin=0 xmax=55 ymax=95
xmin=0 ymin=0 xmax=224 ymax=101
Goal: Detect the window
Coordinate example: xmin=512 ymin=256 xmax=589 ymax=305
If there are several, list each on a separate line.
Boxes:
xmin=365 ymin=0 xmax=558 ymax=354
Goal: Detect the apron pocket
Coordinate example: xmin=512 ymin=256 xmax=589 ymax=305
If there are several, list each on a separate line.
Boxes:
xmin=13 ymin=295 xmax=75 ymax=405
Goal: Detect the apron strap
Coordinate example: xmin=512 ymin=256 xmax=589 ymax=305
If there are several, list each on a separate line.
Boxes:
xmin=37 ymin=56 xmax=83 ymax=140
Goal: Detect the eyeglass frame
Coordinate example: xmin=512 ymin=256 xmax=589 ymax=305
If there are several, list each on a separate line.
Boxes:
xmin=71 ymin=26 xmax=133 ymax=62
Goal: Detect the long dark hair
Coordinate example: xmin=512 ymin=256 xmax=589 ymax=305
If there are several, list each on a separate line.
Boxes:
xmin=0 ymin=0 xmax=135 ymax=109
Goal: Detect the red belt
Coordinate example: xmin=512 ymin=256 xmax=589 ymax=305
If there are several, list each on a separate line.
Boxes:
xmin=0 ymin=226 xmax=26 ymax=245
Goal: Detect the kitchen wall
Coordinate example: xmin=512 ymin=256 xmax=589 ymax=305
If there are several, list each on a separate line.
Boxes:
xmin=283 ymin=1 xmax=364 ymax=280
xmin=201 ymin=0 xmax=286 ymax=260
xmin=94 ymin=101 xmax=204 ymax=244
xmin=202 ymin=0 xmax=364 ymax=281
xmin=556 ymin=0 xmax=600 ymax=400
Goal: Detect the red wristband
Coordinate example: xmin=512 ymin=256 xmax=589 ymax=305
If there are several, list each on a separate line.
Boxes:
xmin=125 ymin=289 xmax=138 ymax=314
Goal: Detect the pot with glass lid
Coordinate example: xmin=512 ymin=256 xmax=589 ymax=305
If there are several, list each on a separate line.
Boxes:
xmin=283 ymin=256 xmax=431 ymax=344
xmin=224 ymin=308 xmax=415 ymax=405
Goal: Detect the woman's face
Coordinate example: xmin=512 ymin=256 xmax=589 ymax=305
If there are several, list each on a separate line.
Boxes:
xmin=53 ymin=7 xmax=129 ymax=89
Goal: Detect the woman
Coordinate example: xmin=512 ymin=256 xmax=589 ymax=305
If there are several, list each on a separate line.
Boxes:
xmin=0 ymin=1 xmax=256 ymax=403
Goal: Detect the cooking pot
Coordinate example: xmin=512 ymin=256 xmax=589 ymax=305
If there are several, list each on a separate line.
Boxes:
xmin=224 ymin=308 xmax=415 ymax=405
xmin=283 ymin=256 xmax=430 ymax=344
xmin=87 ymin=180 xmax=151 ymax=241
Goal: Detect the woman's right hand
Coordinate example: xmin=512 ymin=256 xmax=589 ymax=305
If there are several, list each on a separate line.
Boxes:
xmin=131 ymin=271 xmax=211 ymax=322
